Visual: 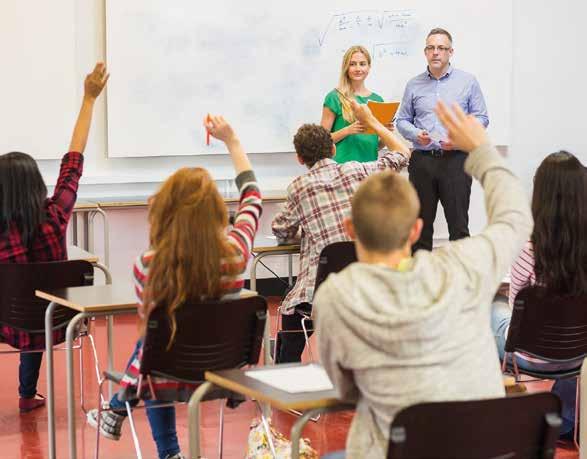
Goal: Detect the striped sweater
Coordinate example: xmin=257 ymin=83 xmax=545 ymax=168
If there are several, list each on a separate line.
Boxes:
xmin=508 ymin=241 xmax=536 ymax=308
xmin=118 ymin=169 xmax=262 ymax=402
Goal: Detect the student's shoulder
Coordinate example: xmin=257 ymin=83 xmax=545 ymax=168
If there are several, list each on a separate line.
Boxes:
xmin=135 ymin=249 xmax=155 ymax=272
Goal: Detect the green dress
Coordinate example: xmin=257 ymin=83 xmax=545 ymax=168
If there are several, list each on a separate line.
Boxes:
xmin=323 ymin=89 xmax=384 ymax=163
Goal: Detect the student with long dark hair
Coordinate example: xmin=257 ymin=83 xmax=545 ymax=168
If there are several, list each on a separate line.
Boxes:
xmin=492 ymin=151 xmax=587 ymax=438
xmin=0 ymin=63 xmax=109 ymax=412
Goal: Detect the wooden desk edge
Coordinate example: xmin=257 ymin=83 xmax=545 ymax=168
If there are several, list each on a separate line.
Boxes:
xmin=253 ymin=244 xmax=300 ymax=253
xmin=205 ymin=370 xmax=342 ymax=411
xmin=35 ymin=290 xmax=137 ymax=313
xmin=95 ymin=196 xmax=287 ymax=209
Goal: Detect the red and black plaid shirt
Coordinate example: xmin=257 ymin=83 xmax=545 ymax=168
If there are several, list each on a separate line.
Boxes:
xmin=0 ymin=152 xmax=83 ymax=350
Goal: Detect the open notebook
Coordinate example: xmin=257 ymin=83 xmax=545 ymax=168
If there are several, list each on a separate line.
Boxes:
xmin=245 ymin=364 xmax=334 ymax=394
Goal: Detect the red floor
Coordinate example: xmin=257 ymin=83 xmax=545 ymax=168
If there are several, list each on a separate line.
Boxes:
xmin=1 ymin=298 xmax=580 ymax=458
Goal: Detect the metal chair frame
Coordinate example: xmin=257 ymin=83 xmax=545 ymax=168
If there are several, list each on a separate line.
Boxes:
xmin=93 ymin=295 xmax=268 ymax=459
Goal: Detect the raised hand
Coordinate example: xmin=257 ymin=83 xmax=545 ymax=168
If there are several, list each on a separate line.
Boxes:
xmin=203 ymin=114 xmax=238 ymax=144
xmin=434 ymin=101 xmax=488 ymax=152
xmin=349 ymin=99 xmax=375 ymax=129
xmin=84 ymin=62 xmax=109 ymax=100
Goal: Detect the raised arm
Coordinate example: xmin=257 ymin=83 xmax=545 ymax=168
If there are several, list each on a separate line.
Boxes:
xmin=204 ymin=115 xmax=262 ymax=265
xmin=351 ymin=100 xmax=411 ymax=159
xmin=204 ymin=115 xmax=252 ymax=175
xmin=69 ymin=62 xmax=109 ymax=153
xmin=433 ymin=101 xmax=532 ymax=291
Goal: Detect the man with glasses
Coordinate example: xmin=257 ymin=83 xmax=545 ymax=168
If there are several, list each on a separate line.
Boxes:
xmin=397 ymin=28 xmax=489 ymax=251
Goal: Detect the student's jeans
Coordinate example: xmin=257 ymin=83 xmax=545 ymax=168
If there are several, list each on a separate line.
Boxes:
xmin=19 ymin=352 xmax=43 ymax=398
xmin=276 ymin=303 xmax=313 ymax=363
xmin=108 ymin=340 xmax=180 ymax=459
xmin=492 ymin=297 xmax=581 ymax=435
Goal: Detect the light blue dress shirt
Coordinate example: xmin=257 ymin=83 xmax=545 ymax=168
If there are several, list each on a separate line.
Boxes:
xmin=396 ymin=65 xmax=489 ymax=150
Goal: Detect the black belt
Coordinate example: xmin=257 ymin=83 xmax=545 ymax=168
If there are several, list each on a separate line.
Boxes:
xmin=415 ymin=149 xmax=465 ymax=157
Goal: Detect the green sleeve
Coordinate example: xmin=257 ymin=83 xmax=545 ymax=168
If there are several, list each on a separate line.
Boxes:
xmin=323 ymin=90 xmax=341 ymax=115
xmin=370 ymin=92 xmax=384 ymax=102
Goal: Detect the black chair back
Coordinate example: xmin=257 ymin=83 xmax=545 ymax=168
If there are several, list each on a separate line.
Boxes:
xmin=388 ymin=393 xmax=561 ymax=459
xmin=0 ymin=261 xmax=94 ymax=334
xmin=140 ymin=295 xmax=267 ymax=382
xmin=505 ymin=286 xmax=587 ymax=362
xmin=314 ymin=241 xmax=357 ymax=292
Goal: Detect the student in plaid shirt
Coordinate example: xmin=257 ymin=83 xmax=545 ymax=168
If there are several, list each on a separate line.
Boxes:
xmin=0 ymin=63 xmax=108 ymax=413
xmin=272 ymin=101 xmax=411 ymax=363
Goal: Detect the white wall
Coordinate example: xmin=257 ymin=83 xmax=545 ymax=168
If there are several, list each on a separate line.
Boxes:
xmin=509 ymin=0 xmax=587 ymax=187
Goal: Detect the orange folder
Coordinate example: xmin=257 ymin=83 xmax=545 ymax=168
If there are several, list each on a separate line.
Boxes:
xmin=364 ymin=100 xmax=400 ymax=134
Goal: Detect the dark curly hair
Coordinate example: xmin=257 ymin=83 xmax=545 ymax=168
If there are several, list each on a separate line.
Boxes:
xmin=531 ymin=151 xmax=587 ymax=296
xmin=293 ymin=124 xmax=334 ymax=168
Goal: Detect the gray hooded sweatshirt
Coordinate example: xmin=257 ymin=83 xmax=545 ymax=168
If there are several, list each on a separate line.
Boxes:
xmin=314 ymin=143 xmax=533 ymax=458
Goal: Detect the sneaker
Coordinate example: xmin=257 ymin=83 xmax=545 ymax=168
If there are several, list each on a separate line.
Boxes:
xmin=86 ymin=408 xmax=125 ymax=441
xmin=165 ymin=454 xmax=185 ymax=459
xmin=19 ymin=393 xmax=46 ymax=413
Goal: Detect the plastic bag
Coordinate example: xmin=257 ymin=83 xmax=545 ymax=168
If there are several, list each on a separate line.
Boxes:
xmin=246 ymin=418 xmax=318 ymax=459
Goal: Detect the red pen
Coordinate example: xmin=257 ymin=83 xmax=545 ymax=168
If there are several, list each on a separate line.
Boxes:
xmin=206 ymin=114 xmax=211 ymax=146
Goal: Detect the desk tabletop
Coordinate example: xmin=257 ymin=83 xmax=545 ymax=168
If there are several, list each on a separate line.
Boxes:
xmin=36 ymin=285 xmax=258 ymax=313
xmin=36 ymin=283 xmax=137 ymax=313
xmin=73 ymin=200 xmax=99 ymax=210
xmin=92 ymin=191 xmax=287 ymax=209
xmin=205 ymin=366 xmax=344 ymax=411
xmin=67 ymin=245 xmax=99 ymax=263
xmin=253 ymin=236 xmax=300 ymax=254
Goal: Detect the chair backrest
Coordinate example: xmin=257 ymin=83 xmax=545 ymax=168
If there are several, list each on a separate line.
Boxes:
xmin=140 ymin=295 xmax=267 ymax=382
xmin=314 ymin=241 xmax=357 ymax=292
xmin=505 ymin=286 xmax=587 ymax=361
xmin=0 ymin=260 xmax=94 ymax=333
xmin=388 ymin=393 xmax=562 ymax=459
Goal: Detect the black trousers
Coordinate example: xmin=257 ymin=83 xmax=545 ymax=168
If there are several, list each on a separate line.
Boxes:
xmin=276 ymin=303 xmax=313 ymax=364
xmin=408 ymin=150 xmax=472 ymax=252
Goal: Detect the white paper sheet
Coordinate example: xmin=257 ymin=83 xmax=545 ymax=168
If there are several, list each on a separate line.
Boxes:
xmin=245 ymin=364 xmax=334 ymax=394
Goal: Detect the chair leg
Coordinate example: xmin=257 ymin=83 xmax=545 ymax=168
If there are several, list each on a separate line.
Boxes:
xmin=79 ymin=336 xmax=86 ymax=413
xmin=300 ymin=316 xmax=313 ymax=362
xmin=218 ymin=400 xmax=225 ymax=459
xmin=188 ymin=381 xmax=214 ymax=458
xmin=94 ymin=378 xmax=108 ymax=459
xmin=574 ymin=375 xmax=580 ymax=450
xmin=126 ymin=401 xmax=143 ymax=459
xmin=254 ymin=400 xmax=277 ymax=457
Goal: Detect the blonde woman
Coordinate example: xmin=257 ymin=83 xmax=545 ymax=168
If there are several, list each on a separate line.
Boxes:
xmin=321 ymin=45 xmax=386 ymax=163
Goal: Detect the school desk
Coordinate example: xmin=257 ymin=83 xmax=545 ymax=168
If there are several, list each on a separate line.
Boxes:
xmin=36 ymin=284 xmax=257 ymax=459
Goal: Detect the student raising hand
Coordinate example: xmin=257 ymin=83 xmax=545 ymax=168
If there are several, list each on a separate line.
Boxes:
xmin=434 ymin=101 xmax=488 ymax=153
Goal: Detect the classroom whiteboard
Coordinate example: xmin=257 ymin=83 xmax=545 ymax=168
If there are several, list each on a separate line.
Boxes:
xmin=1 ymin=1 xmax=77 ymax=160
xmin=106 ymin=0 xmax=512 ymax=157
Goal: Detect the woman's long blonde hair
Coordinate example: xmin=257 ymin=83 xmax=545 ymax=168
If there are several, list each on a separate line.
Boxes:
xmin=142 ymin=167 xmax=238 ymax=347
xmin=337 ymin=45 xmax=372 ymax=123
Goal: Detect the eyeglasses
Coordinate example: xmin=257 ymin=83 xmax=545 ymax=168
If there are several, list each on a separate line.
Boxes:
xmin=424 ymin=45 xmax=451 ymax=52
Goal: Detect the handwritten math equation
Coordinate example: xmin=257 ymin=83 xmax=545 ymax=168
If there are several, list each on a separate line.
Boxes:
xmin=319 ymin=10 xmax=416 ymax=60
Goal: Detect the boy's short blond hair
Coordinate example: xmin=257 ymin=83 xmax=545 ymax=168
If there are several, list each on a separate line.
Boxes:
xmin=352 ymin=171 xmax=420 ymax=252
